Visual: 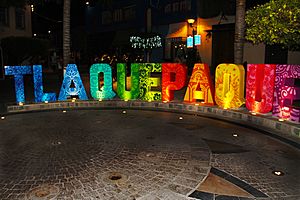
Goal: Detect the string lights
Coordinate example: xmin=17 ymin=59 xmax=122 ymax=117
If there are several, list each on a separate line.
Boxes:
xmin=130 ymin=35 xmax=162 ymax=49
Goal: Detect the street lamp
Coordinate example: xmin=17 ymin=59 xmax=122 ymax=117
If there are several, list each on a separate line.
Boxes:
xmin=186 ymin=18 xmax=199 ymax=75
xmin=187 ymin=18 xmax=196 ymax=48
xmin=187 ymin=18 xmax=195 ymax=26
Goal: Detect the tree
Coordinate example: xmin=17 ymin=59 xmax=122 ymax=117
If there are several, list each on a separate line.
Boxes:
xmin=63 ymin=0 xmax=71 ymax=69
xmin=234 ymin=0 xmax=246 ymax=64
xmin=245 ymin=0 xmax=300 ymax=50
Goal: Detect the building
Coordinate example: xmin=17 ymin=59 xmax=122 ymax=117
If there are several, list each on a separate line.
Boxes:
xmin=0 ymin=5 xmax=32 ymax=39
xmin=0 ymin=5 xmax=32 ymax=78
xmin=86 ymin=0 xmax=300 ymax=69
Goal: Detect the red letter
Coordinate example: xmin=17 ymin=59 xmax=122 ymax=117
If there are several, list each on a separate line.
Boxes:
xmin=162 ymin=63 xmax=187 ymax=102
xmin=246 ymin=64 xmax=276 ymax=113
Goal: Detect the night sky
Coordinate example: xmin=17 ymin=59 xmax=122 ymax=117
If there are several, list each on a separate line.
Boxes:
xmin=32 ymin=1 xmax=86 ymax=35
xmin=32 ymin=0 xmax=270 ymax=35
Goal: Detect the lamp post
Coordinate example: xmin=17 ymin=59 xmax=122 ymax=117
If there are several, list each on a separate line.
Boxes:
xmin=186 ymin=18 xmax=198 ymax=74
xmin=187 ymin=18 xmax=197 ymax=47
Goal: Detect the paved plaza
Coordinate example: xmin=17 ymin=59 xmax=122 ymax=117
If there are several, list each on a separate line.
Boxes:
xmin=0 ymin=109 xmax=299 ymax=200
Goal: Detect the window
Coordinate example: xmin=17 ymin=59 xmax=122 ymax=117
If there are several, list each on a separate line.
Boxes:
xmin=113 ymin=9 xmax=123 ymax=22
xmin=180 ymin=0 xmax=191 ymax=12
xmin=172 ymin=2 xmax=180 ymax=12
xmin=102 ymin=11 xmax=112 ymax=25
xmin=15 ymin=8 xmax=25 ymax=29
xmin=0 ymin=7 xmax=9 ymax=26
xmin=164 ymin=4 xmax=171 ymax=13
xmin=123 ymin=5 xmax=136 ymax=21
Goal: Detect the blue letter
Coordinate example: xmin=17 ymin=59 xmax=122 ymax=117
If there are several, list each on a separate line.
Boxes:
xmin=5 ymin=66 xmax=32 ymax=103
xmin=33 ymin=65 xmax=56 ymax=102
xmin=58 ymin=64 xmax=88 ymax=100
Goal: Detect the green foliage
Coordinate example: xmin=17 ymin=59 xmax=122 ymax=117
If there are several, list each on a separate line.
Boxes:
xmin=2 ymin=37 xmax=50 ymax=65
xmin=245 ymin=0 xmax=300 ymax=50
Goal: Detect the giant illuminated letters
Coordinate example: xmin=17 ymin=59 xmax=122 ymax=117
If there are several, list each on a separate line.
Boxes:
xmin=246 ymin=64 xmax=276 ymax=113
xmin=4 ymin=65 xmax=32 ymax=103
xmin=139 ymin=63 xmax=162 ymax=101
xmin=58 ymin=64 xmax=88 ymax=100
xmin=4 ymin=63 xmax=300 ymax=123
xmin=117 ymin=63 xmax=140 ymax=100
xmin=215 ymin=64 xmax=245 ymax=109
xmin=162 ymin=63 xmax=187 ymax=102
xmin=33 ymin=65 xmax=57 ymax=103
xmin=184 ymin=63 xmax=214 ymax=104
xmin=90 ymin=63 xmax=116 ymax=100
xmin=272 ymin=65 xmax=300 ymax=122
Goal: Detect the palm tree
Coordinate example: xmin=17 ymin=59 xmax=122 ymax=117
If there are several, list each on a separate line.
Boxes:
xmin=234 ymin=0 xmax=246 ymax=64
xmin=63 ymin=0 xmax=71 ymax=70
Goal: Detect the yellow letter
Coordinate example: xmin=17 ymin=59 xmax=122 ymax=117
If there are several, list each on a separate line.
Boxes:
xmin=215 ymin=64 xmax=245 ymax=109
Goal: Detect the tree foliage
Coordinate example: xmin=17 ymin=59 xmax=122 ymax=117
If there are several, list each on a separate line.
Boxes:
xmin=245 ymin=0 xmax=300 ymax=50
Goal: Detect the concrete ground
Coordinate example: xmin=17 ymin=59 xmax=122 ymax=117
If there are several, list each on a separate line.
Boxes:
xmin=0 ymin=109 xmax=299 ymax=200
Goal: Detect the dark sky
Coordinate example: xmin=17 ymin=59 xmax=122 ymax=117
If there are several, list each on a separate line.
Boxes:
xmin=32 ymin=1 xmax=86 ymax=35
xmin=32 ymin=0 xmax=270 ymax=35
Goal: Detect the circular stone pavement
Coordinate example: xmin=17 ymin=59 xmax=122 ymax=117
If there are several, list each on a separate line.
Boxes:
xmin=1 ymin=109 xmax=300 ymax=200
xmin=0 ymin=110 xmax=211 ymax=199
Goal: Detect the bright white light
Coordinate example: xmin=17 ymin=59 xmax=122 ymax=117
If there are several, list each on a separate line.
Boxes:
xmin=63 ymin=110 xmax=67 ymax=113
xmin=273 ymin=171 xmax=284 ymax=176
xmin=278 ymin=118 xmax=285 ymax=122
xmin=179 ymin=116 xmax=183 ymax=120
xmin=86 ymin=1 xmax=90 ymax=5
xmin=1 ymin=116 xmax=5 ymax=120
xmin=18 ymin=102 xmax=24 ymax=106
xmin=122 ymin=110 xmax=127 ymax=114
xmin=233 ymin=133 xmax=238 ymax=137
xmin=33 ymin=33 xmax=37 ymax=37
xmin=44 ymin=101 xmax=48 ymax=104
xmin=48 ymin=30 xmax=51 ymax=34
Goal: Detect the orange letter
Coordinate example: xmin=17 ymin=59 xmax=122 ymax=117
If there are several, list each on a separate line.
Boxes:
xmin=184 ymin=63 xmax=214 ymax=104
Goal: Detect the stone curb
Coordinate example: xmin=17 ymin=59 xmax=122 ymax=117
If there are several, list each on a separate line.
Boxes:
xmin=5 ymin=100 xmax=300 ymax=149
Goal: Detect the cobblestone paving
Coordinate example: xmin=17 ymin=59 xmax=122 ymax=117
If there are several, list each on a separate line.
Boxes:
xmin=196 ymin=119 xmax=300 ymax=200
xmin=0 ymin=110 xmax=210 ymax=199
xmin=0 ymin=109 xmax=300 ymax=199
